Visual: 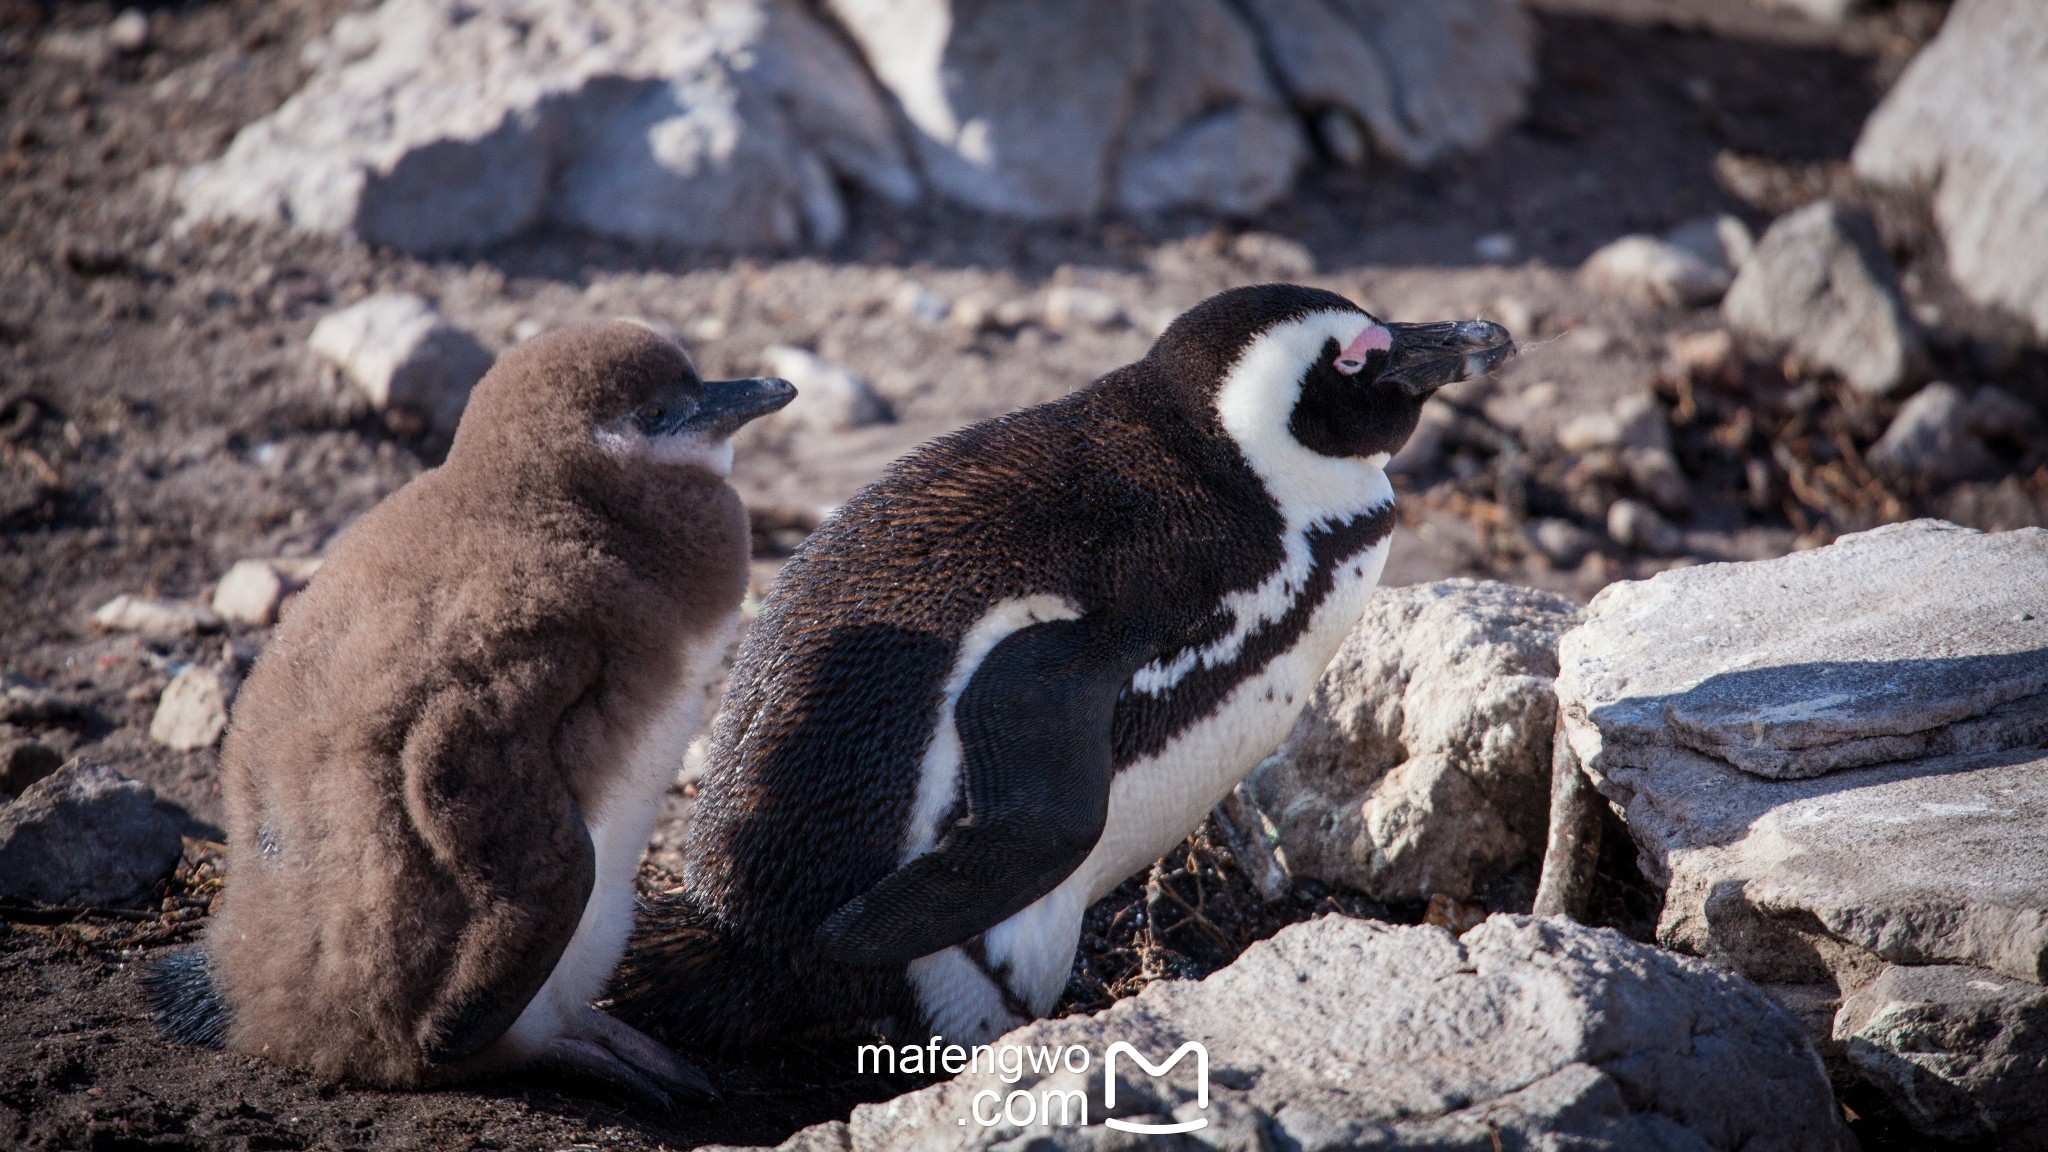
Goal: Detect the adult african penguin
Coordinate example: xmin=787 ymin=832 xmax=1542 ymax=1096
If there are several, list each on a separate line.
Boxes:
xmin=611 ymin=284 xmax=1513 ymax=1048
xmin=146 ymin=322 xmax=793 ymax=1104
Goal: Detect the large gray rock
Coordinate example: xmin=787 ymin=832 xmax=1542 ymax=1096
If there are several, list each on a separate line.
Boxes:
xmin=827 ymin=0 xmax=1303 ymax=219
xmin=0 ymin=761 xmax=184 ymax=907
xmin=1854 ymin=0 xmax=2048 ymax=343
xmin=718 ymin=916 xmax=1846 ymax=1152
xmin=1835 ymin=964 xmax=2048 ymax=1147
xmin=1722 ymin=201 xmax=1925 ymax=396
xmin=1236 ymin=0 xmax=1535 ymax=169
xmin=1559 ymin=521 xmax=2048 ymax=784
xmin=178 ymin=0 xmax=916 ymax=253
xmin=1249 ymin=581 xmax=1581 ymax=902
xmin=1554 ymin=521 xmax=2048 ymax=1145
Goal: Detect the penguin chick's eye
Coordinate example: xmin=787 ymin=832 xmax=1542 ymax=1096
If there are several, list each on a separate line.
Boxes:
xmin=634 ymin=401 xmax=666 ymax=430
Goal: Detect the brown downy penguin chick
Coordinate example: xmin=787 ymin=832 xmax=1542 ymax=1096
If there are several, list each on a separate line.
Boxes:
xmin=146 ymin=322 xmax=793 ymax=1103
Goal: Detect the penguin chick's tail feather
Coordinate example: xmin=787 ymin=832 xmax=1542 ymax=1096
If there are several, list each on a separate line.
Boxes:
xmin=606 ymin=890 xmax=798 ymax=1054
xmin=144 ymin=946 xmax=232 ymax=1049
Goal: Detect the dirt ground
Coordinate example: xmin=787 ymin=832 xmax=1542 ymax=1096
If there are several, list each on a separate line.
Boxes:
xmin=2 ymin=0 xmax=2039 ymax=1147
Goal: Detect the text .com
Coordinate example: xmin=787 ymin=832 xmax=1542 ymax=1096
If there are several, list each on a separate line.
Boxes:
xmin=858 ymin=1039 xmax=1209 ymax=1133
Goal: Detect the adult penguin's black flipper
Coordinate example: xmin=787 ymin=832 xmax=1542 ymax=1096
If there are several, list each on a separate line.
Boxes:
xmin=817 ymin=616 xmax=1137 ymax=967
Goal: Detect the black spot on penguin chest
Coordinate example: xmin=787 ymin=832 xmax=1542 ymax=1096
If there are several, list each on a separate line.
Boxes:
xmin=1108 ymin=501 xmax=1396 ymax=766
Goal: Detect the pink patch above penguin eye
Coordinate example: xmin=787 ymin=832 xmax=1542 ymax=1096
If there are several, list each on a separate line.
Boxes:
xmin=1334 ymin=323 xmax=1393 ymax=375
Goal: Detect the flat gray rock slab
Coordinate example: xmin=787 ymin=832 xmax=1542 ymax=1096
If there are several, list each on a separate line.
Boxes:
xmin=1645 ymin=746 xmax=2048 ymax=987
xmin=1249 ymin=579 xmax=1581 ymax=902
xmin=0 ymin=760 xmax=183 ymax=907
xmin=1836 ymin=964 xmax=2048 ymax=1147
xmin=1559 ymin=520 xmax=2048 ymax=783
xmin=714 ymin=916 xmax=1847 ymax=1152
xmin=1854 ymin=0 xmax=2048 ymax=343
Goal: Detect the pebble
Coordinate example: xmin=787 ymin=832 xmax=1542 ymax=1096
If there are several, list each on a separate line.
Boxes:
xmin=1528 ymin=517 xmax=1599 ymax=567
xmin=1608 ymin=498 xmax=1683 ymax=554
xmin=149 ymin=666 xmax=236 ymax=752
xmin=92 ymin=594 xmax=222 ymax=637
xmin=211 ymin=558 xmax=322 ymax=627
xmin=760 ymin=345 xmax=890 ymax=434
xmin=890 ymin=282 xmax=949 ymax=324
xmin=1041 ymin=285 xmax=1123 ymax=331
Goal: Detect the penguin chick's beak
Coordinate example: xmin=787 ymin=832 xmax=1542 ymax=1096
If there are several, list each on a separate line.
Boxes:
xmin=1377 ymin=319 xmax=1516 ymax=398
xmin=644 ymin=376 xmax=797 ymax=441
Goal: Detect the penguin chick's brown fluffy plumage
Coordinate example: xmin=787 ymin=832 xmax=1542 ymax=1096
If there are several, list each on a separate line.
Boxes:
xmin=161 ymin=322 xmax=790 ymax=1097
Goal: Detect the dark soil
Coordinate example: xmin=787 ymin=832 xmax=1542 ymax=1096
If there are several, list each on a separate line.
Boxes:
xmin=2 ymin=0 xmax=2034 ymax=1147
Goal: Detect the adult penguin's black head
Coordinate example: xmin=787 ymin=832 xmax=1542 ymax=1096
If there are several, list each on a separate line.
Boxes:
xmin=1145 ymin=284 xmax=1514 ymax=496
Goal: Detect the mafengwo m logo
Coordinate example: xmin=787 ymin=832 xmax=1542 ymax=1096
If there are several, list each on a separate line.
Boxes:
xmin=858 ymin=1038 xmax=1209 ymax=1133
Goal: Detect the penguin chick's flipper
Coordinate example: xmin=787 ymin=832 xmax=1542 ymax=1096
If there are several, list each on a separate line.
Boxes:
xmin=400 ymin=675 xmax=601 ymax=1068
xmin=819 ymin=616 xmax=1139 ymax=966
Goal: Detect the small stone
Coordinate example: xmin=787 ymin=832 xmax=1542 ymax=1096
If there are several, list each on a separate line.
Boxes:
xmin=1473 ymin=231 xmax=1518 ymax=263
xmin=91 ymin=594 xmax=222 ymax=637
xmin=1868 ymin=382 xmax=2005 ymax=488
xmin=1624 ymin=447 xmax=1692 ymax=515
xmin=0 ymin=739 xmax=62 ymax=798
xmin=211 ymin=558 xmax=321 ymax=627
xmin=1041 ymin=285 xmax=1123 ymax=331
xmin=990 ymin=298 xmax=1039 ymax=330
xmin=0 ymin=761 xmax=183 ymax=907
xmin=149 ymin=666 xmax=236 ymax=751
xmin=1722 ymin=200 xmax=1924 ymax=396
xmin=107 ymin=8 xmax=151 ymax=53
xmin=889 ymin=282 xmax=949 ymax=324
xmin=510 ymin=317 xmax=547 ymax=343
xmin=684 ymin=316 xmax=728 ymax=342
xmin=947 ymin=295 xmax=993 ymax=331
xmin=1231 ymin=232 xmax=1316 ymax=278
xmin=1612 ymin=393 xmax=1672 ymax=453
xmin=1607 ymin=498 xmax=1682 ymax=554
xmin=1565 ymin=326 xmax=1614 ymax=356
xmin=1668 ymin=328 xmax=1742 ymax=388
xmin=1529 ymin=517 xmax=1598 ymax=567
xmin=1556 ymin=412 xmax=1624 ymax=454
xmin=308 ymin=293 xmax=493 ymax=436
xmin=760 ymin=346 xmax=890 ymax=435
xmin=1581 ymin=232 xmax=1732 ymax=308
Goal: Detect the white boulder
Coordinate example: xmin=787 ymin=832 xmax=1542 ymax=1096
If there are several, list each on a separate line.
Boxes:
xmin=178 ymin=0 xmax=916 ymax=253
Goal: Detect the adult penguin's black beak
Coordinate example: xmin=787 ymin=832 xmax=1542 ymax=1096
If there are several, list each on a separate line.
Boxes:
xmin=1377 ymin=320 xmax=1516 ymax=398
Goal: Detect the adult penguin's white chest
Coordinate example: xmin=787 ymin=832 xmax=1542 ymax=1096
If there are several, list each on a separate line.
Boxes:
xmin=908 ymin=458 xmax=1396 ymax=1044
